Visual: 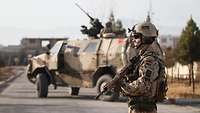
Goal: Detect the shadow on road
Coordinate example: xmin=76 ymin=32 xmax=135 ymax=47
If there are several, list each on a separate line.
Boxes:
xmin=0 ymin=83 xmax=9 ymax=93
xmin=47 ymin=95 xmax=128 ymax=103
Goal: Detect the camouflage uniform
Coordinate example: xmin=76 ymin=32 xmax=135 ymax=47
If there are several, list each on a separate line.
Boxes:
xmin=120 ymin=15 xmax=164 ymax=113
xmin=128 ymin=107 xmax=157 ymax=113
xmin=121 ymin=44 xmax=161 ymax=113
xmin=150 ymin=40 xmax=164 ymax=60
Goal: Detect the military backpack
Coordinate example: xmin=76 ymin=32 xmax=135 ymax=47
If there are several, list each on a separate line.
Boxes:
xmin=154 ymin=57 xmax=168 ymax=102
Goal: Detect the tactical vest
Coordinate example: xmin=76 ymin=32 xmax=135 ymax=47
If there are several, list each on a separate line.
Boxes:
xmin=128 ymin=52 xmax=167 ymax=112
xmin=128 ymin=52 xmax=168 ymax=102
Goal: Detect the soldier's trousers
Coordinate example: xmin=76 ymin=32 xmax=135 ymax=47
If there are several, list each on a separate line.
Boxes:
xmin=128 ymin=107 xmax=157 ymax=113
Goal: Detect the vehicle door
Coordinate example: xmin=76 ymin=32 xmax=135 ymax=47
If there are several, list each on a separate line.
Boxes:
xmin=47 ymin=41 xmax=65 ymax=70
xmin=79 ymin=39 xmax=101 ymax=71
xmin=98 ymin=38 xmax=112 ymax=66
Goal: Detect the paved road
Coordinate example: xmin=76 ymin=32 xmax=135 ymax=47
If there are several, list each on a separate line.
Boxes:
xmin=0 ymin=68 xmax=200 ymax=113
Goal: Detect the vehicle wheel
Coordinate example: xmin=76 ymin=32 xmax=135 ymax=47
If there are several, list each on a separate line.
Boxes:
xmin=36 ymin=73 xmax=49 ymax=98
xmin=69 ymin=87 xmax=80 ymax=96
xmin=96 ymin=74 xmax=119 ymax=101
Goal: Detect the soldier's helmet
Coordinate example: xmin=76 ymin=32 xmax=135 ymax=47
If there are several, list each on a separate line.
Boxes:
xmin=105 ymin=21 xmax=112 ymax=27
xmin=132 ymin=21 xmax=158 ymax=38
xmin=115 ymin=19 xmax=122 ymax=28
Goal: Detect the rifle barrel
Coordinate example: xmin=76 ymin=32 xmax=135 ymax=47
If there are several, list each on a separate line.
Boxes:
xmin=75 ymin=3 xmax=93 ymax=20
xmin=75 ymin=3 xmax=87 ymax=14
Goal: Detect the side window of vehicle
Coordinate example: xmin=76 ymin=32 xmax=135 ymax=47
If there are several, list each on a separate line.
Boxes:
xmin=66 ymin=45 xmax=80 ymax=57
xmin=50 ymin=41 xmax=63 ymax=55
xmin=84 ymin=42 xmax=98 ymax=53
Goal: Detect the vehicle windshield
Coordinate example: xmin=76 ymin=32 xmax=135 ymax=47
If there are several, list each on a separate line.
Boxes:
xmin=83 ymin=42 xmax=98 ymax=53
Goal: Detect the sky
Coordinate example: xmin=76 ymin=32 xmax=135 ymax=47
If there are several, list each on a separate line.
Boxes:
xmin=0 ymin=0 xmax=200 ymax=46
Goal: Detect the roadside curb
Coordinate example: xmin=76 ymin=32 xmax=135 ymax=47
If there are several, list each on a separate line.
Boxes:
xmin=0 ymin=74 xmax=18 ymax=85
xmin=0 ymin=71 xmax=24 ymax=86
xmin=163 ymin=98 xmax=200 ymax=105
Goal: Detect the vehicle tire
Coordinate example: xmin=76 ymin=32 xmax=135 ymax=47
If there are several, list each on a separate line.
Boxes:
xmin=69 ymin=87 xmax=80 ymax=96
xmin=96 ymin=74 xmax=119 ymax=101
xmin=36 ymin=73 xmax=49 ymax=98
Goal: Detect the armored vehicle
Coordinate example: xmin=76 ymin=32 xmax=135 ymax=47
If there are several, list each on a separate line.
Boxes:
xmin=27 ymin=37 xmax=127 ymax=101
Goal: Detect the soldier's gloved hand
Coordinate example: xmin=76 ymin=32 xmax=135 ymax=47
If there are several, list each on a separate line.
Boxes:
xmin=118 ymin=78 xmax=126 ymax=87
xmin=80 ymin=26 xmax=89 ymax=34
xmin=104 ymin=80 xmax=124 ymax=93
xmin=103 ymin=81 xmax=114 ymax=91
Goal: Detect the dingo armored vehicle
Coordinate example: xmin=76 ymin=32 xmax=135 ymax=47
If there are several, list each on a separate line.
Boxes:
xmin=27 ymin=37 xmax=127 ymax=101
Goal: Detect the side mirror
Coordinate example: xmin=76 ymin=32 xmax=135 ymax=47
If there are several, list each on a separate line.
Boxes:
xmin=46 ymin=51 xmax=50 ymax=55
xmin=46 ymin=44 xmax=51 ymax=50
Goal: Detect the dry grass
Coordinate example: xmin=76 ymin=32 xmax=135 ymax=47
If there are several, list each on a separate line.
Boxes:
xmin=0 ymin=67 xmax=15 ymax=81
xmin=167 ymin=82 xmax=200 ymax=99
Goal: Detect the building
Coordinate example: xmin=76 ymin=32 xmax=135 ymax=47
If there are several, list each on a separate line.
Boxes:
xmin=0 ymin=37 xmax=68 ymax=66
xmin=158 ymin=35 xmax=179 ymax=49
xmin=167 ymin=62 xmax=200 ymax=81
xmin=0 ymin=45 xmax=22 ymax=65
xmin=21 ymin=37 xmax=68 ymax=55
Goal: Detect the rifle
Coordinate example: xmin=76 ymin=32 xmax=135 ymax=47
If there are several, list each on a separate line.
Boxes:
xmin=95 ymin=55 xmax=140 ymax=99
xmin=75 ymin=3 xmax=94 ymax=21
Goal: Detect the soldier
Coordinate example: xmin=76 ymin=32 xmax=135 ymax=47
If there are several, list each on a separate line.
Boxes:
xmin=100 ymin=21 xmax=116 ymax=38
xmin=113 ymin=19 xmax=126 ymax=37
xmin=101 ymin=21 xmax=113 ymax=34
xmin=76 ymin=3 xmax=104 ymax=39
xmin=81 ymin=18 xmax=104 ymax=39
xmin=120 ymin=19 xmax=165 ymax=113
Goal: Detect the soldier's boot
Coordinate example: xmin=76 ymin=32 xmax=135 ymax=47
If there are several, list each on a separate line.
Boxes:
xmin=128 ymin=107 xmax=157 ymax=113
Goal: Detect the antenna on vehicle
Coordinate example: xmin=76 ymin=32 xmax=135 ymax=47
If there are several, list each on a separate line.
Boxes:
xmin=149 ymin=0 xmax=152 ymax=16
xmin=147 ymin=0 xmax=154 ymax=22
